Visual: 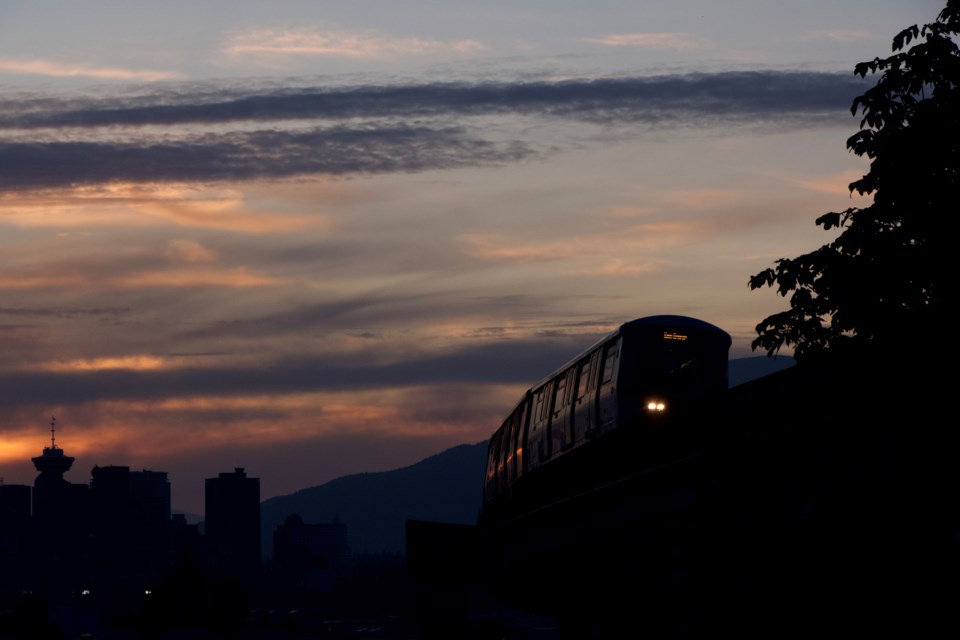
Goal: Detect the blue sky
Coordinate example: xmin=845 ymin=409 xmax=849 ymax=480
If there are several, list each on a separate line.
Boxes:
xmin=0 ymin=0 xmax=945 ymax=512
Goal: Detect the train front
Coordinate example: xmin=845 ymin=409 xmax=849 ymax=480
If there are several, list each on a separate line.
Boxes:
xmin=619 ymin=315 xmax=731 ymax=446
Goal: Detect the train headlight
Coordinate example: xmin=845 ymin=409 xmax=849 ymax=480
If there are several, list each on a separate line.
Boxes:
xmin=646 ymin=400 xmax=666 ymax=413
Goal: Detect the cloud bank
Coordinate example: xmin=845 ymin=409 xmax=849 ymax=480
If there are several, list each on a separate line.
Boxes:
xmin=1 ymin=71 xmax=866 ymax=129
xmin=0 ymin=71 xmax=868 ymax=192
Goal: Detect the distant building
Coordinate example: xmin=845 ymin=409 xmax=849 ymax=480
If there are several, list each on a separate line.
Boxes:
xmin=205 ymin=467 xmax=261 ymax=581
xmin=90 ymin=465 xmax=172 ymax=585
xmin=0 ymin=483 xmax=32 ymax=588
xmin=0 ymin=483 xmax=31 ymax=531
xmin=273 ymin=514 xmax=353 ymax=593
xmin=130 ymin=469 xmax=172 ymax=575
xmin=168 ymin=512 xmax=203 ymax=567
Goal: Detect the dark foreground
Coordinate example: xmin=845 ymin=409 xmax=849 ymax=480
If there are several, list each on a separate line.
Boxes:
xmin=4 ymin=356 xmax=956 ymax=639
xmin=411 ymin=355 xmax=960 ymax=639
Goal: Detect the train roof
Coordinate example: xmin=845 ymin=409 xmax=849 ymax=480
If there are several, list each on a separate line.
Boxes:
xmin=620 ymin=314 xmax=731 ymax=336
xmin=531 ymin=315 xmax=731 ymax=392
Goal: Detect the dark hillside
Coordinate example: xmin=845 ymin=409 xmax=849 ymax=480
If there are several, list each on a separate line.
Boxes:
xmin=260 ymin=442 xmax=486 ymax=557
xmin=727 ymin=354 xmax=794 ymax=387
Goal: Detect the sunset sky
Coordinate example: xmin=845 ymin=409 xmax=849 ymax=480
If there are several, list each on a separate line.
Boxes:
xmin=0 ymin=0 xmax=942 ymax=513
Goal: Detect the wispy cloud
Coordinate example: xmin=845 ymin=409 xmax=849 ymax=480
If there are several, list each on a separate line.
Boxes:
xmin=659 ymin=188 xmax=747 ymax=209
xmin=786 ymin=169 xmax=871 ymax=196
xmin=0 ymin=58 xmax=181 ymax=81
xmin=801 ymin=29 xmax=872 ymax=43
xmin=586 ymin=258 xmax=664 ymax=276
xmin=0 ymin=259 xmax=278 ymax=291
xmin=166 ymin=239 xmax=217 ymax=263
xmin=0 ymin=306 xmax=131 ymax=319
xmin=112 ymin=267 xmax=278 ymax=289
xmin=584 ymin=32 xmax=704 ymax=50
xmin=223 ymin=28 xmax=484 ymax=59
xmin=0 ymin=338 xmax=595 ymax=407
xmin=0 ymin=126 xmax=531 ymax=192
xmin=460 ymin=221 xmax=706 ymax=263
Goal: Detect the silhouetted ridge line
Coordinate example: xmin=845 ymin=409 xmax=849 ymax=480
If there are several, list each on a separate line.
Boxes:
xmin=260 ymin=442 xmax=486 ymax=557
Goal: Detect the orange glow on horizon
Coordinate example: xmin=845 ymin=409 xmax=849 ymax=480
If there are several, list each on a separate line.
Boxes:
xmin=0 ymin=266 xmax=279 ymax=291
xmin=0 ymin=439 xmax=37 ymax=465
xmin=0 ymin=385 xmax=509 ymax=461
xmin=32 ymin=356 xmax=173 ymax=373
xmin=0 ymin=183 xmax=317 ymax=234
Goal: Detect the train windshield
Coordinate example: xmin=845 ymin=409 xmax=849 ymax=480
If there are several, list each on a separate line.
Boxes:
xmin=645 ymin=331 xmax=726 ymax=393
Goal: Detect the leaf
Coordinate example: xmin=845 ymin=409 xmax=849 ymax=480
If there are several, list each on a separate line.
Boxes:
xmin=816 ymin=212 xmax=842 ymax=230
xmin=748 ymin=269 xmax=776 ymax=290
xmin=892 ymin=25 xmax=920 ymax=51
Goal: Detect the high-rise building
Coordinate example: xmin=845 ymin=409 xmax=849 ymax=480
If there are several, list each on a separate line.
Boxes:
xmin=205 ymin=467 xmax=261 ymax=581
xmin=0 ymin=483 xmax=32 ymax=585
xmin=90 ymin=465 xmax=172 ymax=585
xmin=90 ymin=464 xmax=132 ymax=579
xmin=0 ymin=483 xmax=31 ymax=531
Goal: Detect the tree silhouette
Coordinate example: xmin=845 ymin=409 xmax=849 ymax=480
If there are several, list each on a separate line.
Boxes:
xmin=749 ymin=1 xmax=957 ymax=362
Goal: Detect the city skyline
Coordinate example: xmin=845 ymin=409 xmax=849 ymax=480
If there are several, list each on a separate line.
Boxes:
xmin=0 ymin=1 xmax=942 ymax=513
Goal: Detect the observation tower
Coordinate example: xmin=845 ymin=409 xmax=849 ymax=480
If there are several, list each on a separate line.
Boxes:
xmin=32 ymin=416 xmax=75 ymax=479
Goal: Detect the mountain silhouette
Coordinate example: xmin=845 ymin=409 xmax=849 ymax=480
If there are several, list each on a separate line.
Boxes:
xmin=260 ymin=441 xmax=486 ymax=557
xmin=728 ymin=354 xmax=795 ymax=387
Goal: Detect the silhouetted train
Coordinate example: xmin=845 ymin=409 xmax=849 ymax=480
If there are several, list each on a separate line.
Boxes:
xmin=407 ymin=316 xmax=734 ymax=632
xmin=478 ymin=315 xmax=731 ymax=528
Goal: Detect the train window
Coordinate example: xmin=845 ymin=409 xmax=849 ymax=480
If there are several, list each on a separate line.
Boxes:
xmin=552 ymin=376 xmax=567 ymax=417
xmin=535 ymin=388 xmax=547 ymax=423
xmin=531 ymin=388 xmax=548 ymax=463
xmin=576 ymin=359 xmax=591 ymax=400
xmin=499 ymin=418 xmax=513 ymax=485
xmin=503 ymin=417 xmax=512 ymax=478
xmin=488 ymin=432 xmax=500 ymax=471
xmin=562 ymin=368 xmax=576 ymax=447
xmin=485 ymin=429 xmax=503 ymax=503
xmin=512 ymin=404 xmax=525 ymax=475
xmin=601 ymin=340 xmax=620 ymax=384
